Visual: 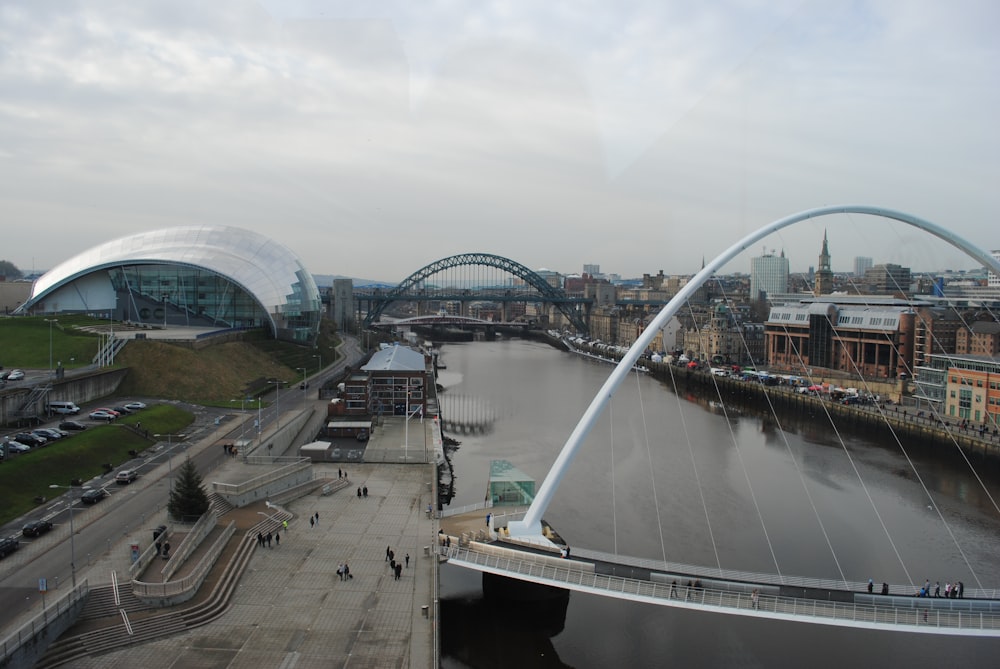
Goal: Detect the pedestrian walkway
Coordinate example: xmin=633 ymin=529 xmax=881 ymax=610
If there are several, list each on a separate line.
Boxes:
xmin=64 ymin=459 xmax=439 ymax=668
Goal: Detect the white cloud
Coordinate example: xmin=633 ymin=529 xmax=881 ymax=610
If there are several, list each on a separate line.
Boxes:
xmin=0 ymin=0 xmax=997 ymax=281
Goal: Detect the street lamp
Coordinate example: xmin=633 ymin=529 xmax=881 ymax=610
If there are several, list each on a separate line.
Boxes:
xmin=45 ymin=318 xmax=58 ymax=374
xmin=48 ymin=484 xmax=83 ymax=587
xmin=312 ymin=353 xmax=322 ymax=374
xmin=297 ymin=367 xmax=307 ymax=394
xmin=230 ymin=398 xmax=248 ymax=446
xmin=153 ymin=434 xmax=186 ymax=491
xmin=270 ymin=379 xmax=283 ymax=430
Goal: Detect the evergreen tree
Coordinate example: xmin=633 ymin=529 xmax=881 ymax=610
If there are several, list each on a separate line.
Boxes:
xmin=0 ymin=260 xmax=22 ymax=280
xmin=167 ymin=457 xmax=211 ymax=521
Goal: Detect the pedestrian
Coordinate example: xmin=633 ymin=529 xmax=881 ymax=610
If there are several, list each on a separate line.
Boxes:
xmin=338 ymin=468 xmax=342 ymax=479
xmin=867 ymin=578 xmax=873 ymax=593
xmin=395 ymin=563 xmax=402 ymax=580
xmin=222 ymin=443 xmax=228 ymax=455
xmin=934 ymin=582 xmax=941 ymax=597
xmin=283 ymin=520 xmax=288 ymax=531
xmin=486 ymin=512 xmax=491 ymax=527
xmin=358 ymin=487 xmax=362 ymax=498
xmin=958 ymin=581 xmax=964 ymax=598
xmin=670 ymin=580 xmax=677 ymax=598
xmin=337 ymin=564 xmax=344 ymax=581
xmin=363 ymin=485 xmax=368 ymax=498
xmin=390 ymin=558 xmax=396 ymax=571
xmin=310 ymin=516 xmax=315 ymax=528
xmin=386 ymin=545 xmax=391 ymax=561
xmin=266 ymin=532 xmax=272 ymax=548
xmin=881 ymin=582 xmax=889 ymax=595
xmin=751 ymin=588 xmax=759 ymax=610
xmin=405 ymin=553 xmax=410 ymax=568
xmin=257 ymin=532 xmax=264 ymax=547
xmin=343 ymin=470 xmax=347 ymax=480
xmin=314 ymin=512 xmax=319 ymax=524
xmin=275 ymin=531 xmax=280 ymax=546
xmin=344 ymin=563 xmax=351 ymax=579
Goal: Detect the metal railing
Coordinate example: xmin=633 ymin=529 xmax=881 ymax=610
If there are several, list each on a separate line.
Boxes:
xmin=133 ymin=521 xmax=236 ymax=599
xmin=0 ymin=580 xmax=89 ymax=663
xmin=211 ymin=458 xmax=310 ymax=497
xmin=444 ymin=546 xmax=1000 ymax=635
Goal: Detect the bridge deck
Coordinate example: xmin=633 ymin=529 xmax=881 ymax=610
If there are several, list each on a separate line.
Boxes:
xmin=443 ymin=543 xmax=1000 ymax=637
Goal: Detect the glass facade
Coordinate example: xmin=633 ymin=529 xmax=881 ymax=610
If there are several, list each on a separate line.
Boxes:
xmin=18 ymin=225 xmax=321 ymax=343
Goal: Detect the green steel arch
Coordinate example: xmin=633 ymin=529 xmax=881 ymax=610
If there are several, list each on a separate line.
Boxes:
xmin=364 ymin=252 xmax=588 ymax=332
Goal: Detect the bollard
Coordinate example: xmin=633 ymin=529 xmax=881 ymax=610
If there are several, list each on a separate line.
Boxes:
xmin=421 ymin=605 xmax=429 ymax=618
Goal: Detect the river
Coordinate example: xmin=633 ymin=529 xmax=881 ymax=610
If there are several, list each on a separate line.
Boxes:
xmin=435 ymin=338 xmax=1000 ymax=668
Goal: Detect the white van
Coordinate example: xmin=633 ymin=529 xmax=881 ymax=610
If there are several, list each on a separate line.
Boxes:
xmin=47 ymin=401 xmax=81 ymax=415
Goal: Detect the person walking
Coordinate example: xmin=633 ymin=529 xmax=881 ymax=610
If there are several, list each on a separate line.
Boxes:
xmin=257 ymin=531 xmax=264 ymax=547
xmin=363 ymin=485 xmax=368 ymax=498
xmin=275 ymin=531 xmax=280 ymax=546
xmin=283 ymin=520 xmax=288 ymax=532
xmin=405 ymin=553 xmax=410 ymax=568
xmin=266 ymin=532 xmax=272 ymax=548
xmin=337 ymin=564 xmax=344 ymax=581
xmin=395 ymin=563 xmax=402 ymax=580
xmin=314 ymin=512 xmax=319 ymax=524
xmin=310 ymin=516 xmax=315 ymax=528
xmin=386 ymin=546 xmax=391 ymax=561
xmin=343 ymin=563 xmax=351 ymax=579
xmin=358 ymin=487 xmax=362 ymax=498
xmin=751 ymin=588 xmax=760 ymax=610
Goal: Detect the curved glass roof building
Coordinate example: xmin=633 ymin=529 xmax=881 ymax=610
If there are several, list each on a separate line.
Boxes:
xmin=18 ymin=226 xmax=321 ymax=343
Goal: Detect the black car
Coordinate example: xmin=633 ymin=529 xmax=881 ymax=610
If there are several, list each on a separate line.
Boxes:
xmin=80 ymin=488 xmax=109 ymax=504
xmin=111 ymin=406 xmax=132 ymax=415
xmin=59 ymin=420 xmax=87 ymax=431
xmin=13 ymin=433 xmax=46 ymax=447
xmin=0 ymin=537 xmax=19 ymax=558
xmin=22 ymin=520 xmax=53 ymax=538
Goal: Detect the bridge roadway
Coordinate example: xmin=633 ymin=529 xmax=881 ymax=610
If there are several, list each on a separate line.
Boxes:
xmin=439 ymin=514 xmax=1000 ymax=637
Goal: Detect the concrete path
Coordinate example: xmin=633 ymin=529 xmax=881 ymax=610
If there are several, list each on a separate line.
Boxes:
xmin=65 ymin=459 xmax=439 ymax=668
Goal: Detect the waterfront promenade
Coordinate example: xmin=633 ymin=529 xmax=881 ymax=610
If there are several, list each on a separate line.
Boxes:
xmin=29 ymin=416 xmax=440 ymax=667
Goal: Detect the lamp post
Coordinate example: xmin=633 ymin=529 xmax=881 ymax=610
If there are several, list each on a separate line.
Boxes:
xmin=297 ymin=367 xmax=307 ymax=395
xmin=230 ymin=398 xmax=248 ymax=446
xmin=45 ymin=318 xmax=58 ymax=374
xmin=257 ymin=397 xmax=262 ymax=439
xmin=153 ymin=434 xmax=186 ymax=491
xmin=270 ymin=380 xmax=283 ymax=430
xmin=48 ymin=484 xmax=83 ymax=587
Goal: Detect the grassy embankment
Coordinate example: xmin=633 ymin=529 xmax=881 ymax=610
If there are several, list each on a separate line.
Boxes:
xmin=0 ymin=315 xmax=342 ymax=524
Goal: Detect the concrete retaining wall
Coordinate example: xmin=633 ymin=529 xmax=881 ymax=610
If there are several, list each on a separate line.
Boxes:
xmin=0 ymin=368 xmax=128 ymax=426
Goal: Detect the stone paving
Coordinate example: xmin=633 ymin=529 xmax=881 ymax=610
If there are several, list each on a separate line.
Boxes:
xmin=63 ymin=431 xmax=440 ymax=668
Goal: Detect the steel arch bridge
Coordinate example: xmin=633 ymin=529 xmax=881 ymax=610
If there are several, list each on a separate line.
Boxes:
xmin=360 ymin=252 xmax=590 ymax=333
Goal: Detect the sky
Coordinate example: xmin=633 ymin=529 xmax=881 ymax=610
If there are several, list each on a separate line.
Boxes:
xmin=1 ymin=0 xmax=998 ymax=282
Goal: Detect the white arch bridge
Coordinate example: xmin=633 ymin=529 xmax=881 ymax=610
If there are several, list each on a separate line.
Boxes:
xmin=440 ymin=205 xmax=1000 ymax=638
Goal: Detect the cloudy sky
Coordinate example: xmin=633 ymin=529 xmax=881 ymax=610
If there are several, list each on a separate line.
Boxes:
xmin=2 ymin=0 xmax=997 ymax=282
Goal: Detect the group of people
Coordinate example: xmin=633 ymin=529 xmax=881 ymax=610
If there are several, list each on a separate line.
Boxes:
xmin=357 ymin=485 xmax=369 ymax=498
xmin=336 ymin=562 xmax=352 ymax=580
xmin=386 ymin=546 xmax=410 ymax=580
xmin=256 ymin=530 xmax=280 ymax=547
xmin=918 ymin=579 xmax=965 ymax=599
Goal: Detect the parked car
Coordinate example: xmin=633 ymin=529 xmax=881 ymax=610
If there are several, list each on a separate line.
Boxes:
xmin=14 ymin=432 xmax=46 ymax=447
xmin=123 ymin=401 xmax=147 ymax=411
xmin=115 ymin=469 xmax=138 ymax=484
xmin=6 ymin=441 xmax=32 ymax=454
xmin=0 ymin=537 xmax=19 ymax=558
xmin=59 ymin=420 xmax=87 ymax=431
xmin=6 ymin=370 xmax=24 ymax=381
xmin=111 ymin=406 xmax=132 ymax=415
xmin=22 ymin=520 xmax=53 ymax=538
xmin=88 ymin=410 xmax=116 ymax=422
xmin=33 ymin=428 xmax=63 ymax=441
xmin=94 ymin=408 xmax=121 ymax=417
xmin=80 ymin=488 xmax=109 ymax=504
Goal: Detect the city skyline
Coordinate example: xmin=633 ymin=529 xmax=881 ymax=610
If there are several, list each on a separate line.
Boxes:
xmin=1 ymin=2 xmax=997 ymax=281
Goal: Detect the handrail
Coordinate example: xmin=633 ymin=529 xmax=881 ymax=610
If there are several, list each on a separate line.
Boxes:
xmin=211 ymin=458 xmax=310 ymax=496
xmin=444 ymin=546 xmax=1000 ymax=635
xmin=133 ymin=521 xmax=236 ymax=599
xmin=0 ymin=581 xmax=90 ymax=663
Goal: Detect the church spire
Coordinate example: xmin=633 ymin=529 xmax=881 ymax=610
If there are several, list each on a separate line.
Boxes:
xmin=814 ymin=230 xmax=833 ymax=295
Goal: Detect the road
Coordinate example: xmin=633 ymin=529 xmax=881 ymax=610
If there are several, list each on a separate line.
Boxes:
xmin=0 ymin=335 xmax=367 ymax=636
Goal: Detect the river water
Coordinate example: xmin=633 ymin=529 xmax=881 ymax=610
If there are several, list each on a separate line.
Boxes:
xmin=435 ymin=338 xmax=1000 ymax=668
